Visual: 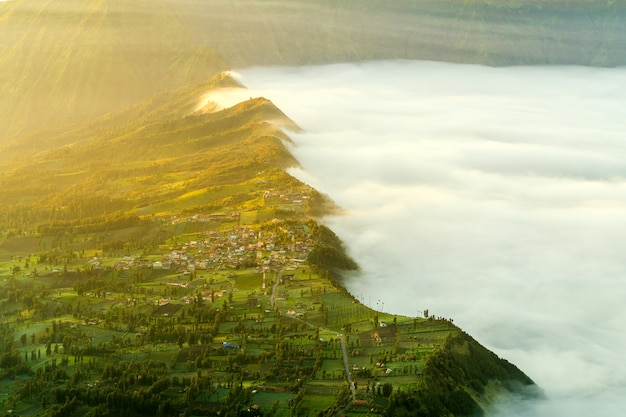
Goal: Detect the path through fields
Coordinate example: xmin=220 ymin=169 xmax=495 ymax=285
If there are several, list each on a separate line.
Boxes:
xmin=270 ymin=269 xmax=357 ymax=405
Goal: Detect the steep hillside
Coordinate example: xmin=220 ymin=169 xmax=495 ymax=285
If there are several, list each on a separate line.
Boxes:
xmin=2 ymin=0 xmax=623 ymax=142
xmin=0 ymin=0 xmax=227 ymax=141
xmin=383 ymin=332 xmax=538 ymax=417
xmin=0 ymin=73 xmax=317 ymax=235
xmin=169 ymin=0 xmax=626 ymax=68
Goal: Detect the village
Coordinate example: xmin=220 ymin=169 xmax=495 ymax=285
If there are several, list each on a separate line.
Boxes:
xmin=0 ymin=207 xmax=467 ymax=416
xmin=79 ymin=217 xmax=315 ymax=308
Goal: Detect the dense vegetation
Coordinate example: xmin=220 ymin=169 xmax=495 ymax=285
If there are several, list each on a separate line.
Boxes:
xmin=307 ymin=225 xmax=359 ymax=275
xmin=383 ymin=332 xmax=537 ymax=417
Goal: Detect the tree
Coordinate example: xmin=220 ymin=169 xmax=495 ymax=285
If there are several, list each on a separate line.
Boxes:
xmin=382 ymin=382 xmax=393 ymax=397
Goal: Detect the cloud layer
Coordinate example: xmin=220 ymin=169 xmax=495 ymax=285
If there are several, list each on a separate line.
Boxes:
xmin=232 ymin=61 xmax=626 ymax=416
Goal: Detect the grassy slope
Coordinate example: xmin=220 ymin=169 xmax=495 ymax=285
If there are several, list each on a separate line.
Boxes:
xmin=0 ymin=73 xmax=311 ymax=229
xmin=387 ymin=331 xmax=538 ymax=417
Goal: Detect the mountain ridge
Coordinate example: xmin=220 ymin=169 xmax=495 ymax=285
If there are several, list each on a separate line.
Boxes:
xmin=0 ymin=74 xmax=307 ymax=231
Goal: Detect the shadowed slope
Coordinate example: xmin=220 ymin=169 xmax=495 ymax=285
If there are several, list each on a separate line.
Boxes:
xmin=169 ymin=0 xmax=626 ymax=68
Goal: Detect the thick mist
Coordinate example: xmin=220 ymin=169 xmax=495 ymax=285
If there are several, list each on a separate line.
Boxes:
xmin=224 ymin=61 xmax=626 ymax=416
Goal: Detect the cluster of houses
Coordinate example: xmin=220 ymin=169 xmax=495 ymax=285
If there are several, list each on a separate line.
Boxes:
xmin=70 ymin=216 xmax=321 ymax=314
xmin=98 ymin=222 xmax=315 ymax=277
xmin=262 ymin=190 xmax=311 ymax=208
xmin=148 ymin=224 xmax=315 ymax=274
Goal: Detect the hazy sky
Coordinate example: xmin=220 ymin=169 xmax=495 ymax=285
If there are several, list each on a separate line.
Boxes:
xmin=208 ymin=60 xmax=626 ymax=416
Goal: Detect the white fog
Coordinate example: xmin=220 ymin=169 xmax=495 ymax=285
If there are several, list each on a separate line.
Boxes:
xmin=209 ymin=60 xmax=626 ymax=416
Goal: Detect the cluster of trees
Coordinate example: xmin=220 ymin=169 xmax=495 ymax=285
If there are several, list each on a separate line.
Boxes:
xmin=307 ymin=225 xmax=358 ymax=275
xmin=383 ymin=332 xmax=537 ymax=417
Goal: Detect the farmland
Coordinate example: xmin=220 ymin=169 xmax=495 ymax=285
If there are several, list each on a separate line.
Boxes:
xmin=0 ymin=214 xmax=464 ymax=417
xmin=0 ymin=202 xmax=538 ymax=417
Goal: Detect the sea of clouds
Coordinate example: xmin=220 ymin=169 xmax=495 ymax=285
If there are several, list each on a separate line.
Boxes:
xmin=216 ymin=60 xmax=626 ymax=416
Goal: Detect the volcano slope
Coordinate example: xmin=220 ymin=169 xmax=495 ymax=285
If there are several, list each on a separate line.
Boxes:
xmin=0 ymin=71 xmax=537 ymax=417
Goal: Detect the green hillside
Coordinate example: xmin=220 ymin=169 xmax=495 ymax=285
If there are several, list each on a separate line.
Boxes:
xmin=0 ymin=72 xmax=316 ymax=235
